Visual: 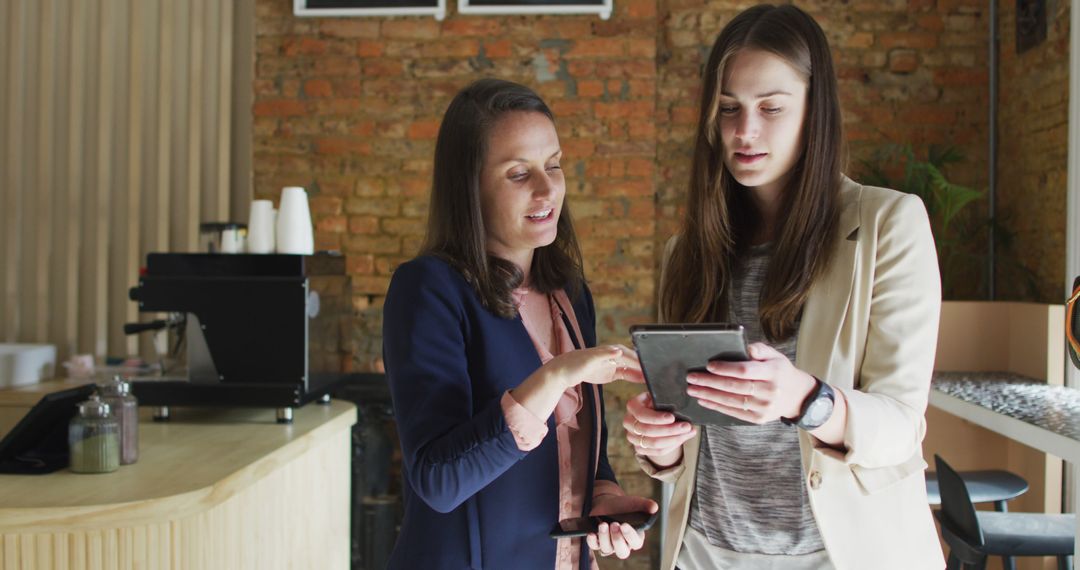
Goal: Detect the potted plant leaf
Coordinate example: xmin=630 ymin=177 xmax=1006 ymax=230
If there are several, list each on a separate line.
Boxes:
xmin=858 ymin=144 xmax=984 ymax=297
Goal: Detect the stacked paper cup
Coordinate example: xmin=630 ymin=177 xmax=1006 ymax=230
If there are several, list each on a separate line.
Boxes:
xmin=247 ymin=200 xmax=276 ymax=253
xmin=276 ymin=186 xmax=315 ymax=255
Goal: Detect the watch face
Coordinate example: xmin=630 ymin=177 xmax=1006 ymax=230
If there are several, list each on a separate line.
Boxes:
xmin=800 ymin=398 xmax=834 ymax=430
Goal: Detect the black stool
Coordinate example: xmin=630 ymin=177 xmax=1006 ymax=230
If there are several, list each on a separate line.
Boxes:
xmin=927 ymin=466 xmax=1029 ymax=570
xmin=926 ymin=469 xmax=1029 ymax=512
xmin=935 ymin=454 xmax=1074 ymax=570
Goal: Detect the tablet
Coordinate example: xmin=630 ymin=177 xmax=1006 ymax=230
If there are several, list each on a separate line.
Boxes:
xmin=0 ymin=383 xmax=95 ymax=474
xmin=629 ymin=324 xmax=752 ymax=426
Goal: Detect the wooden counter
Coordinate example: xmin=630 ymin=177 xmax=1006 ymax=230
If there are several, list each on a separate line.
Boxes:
xmin=0 ymin=384 xmax=356 ymax=570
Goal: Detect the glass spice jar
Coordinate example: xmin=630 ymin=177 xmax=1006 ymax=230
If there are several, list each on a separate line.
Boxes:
xmin=68 ymin=395 xmax=120 ymax=474
xmin=98 ymin=375 xmax=139 ymax=464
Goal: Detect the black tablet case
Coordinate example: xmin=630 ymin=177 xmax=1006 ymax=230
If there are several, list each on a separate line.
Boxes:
xmin=630 ymin=324 xmax=752 ymax=427
xmin=0 ymin=384 xmax=95 ymax=474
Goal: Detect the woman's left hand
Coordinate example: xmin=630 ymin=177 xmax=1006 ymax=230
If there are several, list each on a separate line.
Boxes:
xmin=687 ymin=342 xmax=817 ymax=424
xmin=585 ymin=494 xmax=657 ymax=560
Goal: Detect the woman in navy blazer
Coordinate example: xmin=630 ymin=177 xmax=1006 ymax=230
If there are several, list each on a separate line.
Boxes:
xmin=382 ymin=79 xmax=657 ymax=569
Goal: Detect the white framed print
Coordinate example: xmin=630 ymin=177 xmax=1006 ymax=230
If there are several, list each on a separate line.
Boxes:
xmin=458 ymin=0 xmax=611 ymax=20
xmin=294 ymin=0 xmax=447 ymax=20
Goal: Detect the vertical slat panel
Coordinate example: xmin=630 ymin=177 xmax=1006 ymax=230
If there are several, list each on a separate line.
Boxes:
xmin=136 ymin=0 xmax=163 ymax=359
xmin=53 ymin=0 xmax=86 ymax=362
xmin=32 ymin=0 xmax=57 ymax=343
xmin=76 ymin=0 xmax=101 ymax=355
xmin=201 ymin=0 xmax=222 ymax=225
xmin=107 ymin=0 xmax=129 ymax=357
xmin=187 ymin=0 xmax=205 ymax=249
xmin=169 ymin=0 xmax=192 ymax=252
xmin=107 ymin=0 xmax=138 ymax=356
xmin=218 ymin=1 xmax=235 ymax=221
xmin=2 ymin=0 xmax=242 ymax=362
xmin=89 ymin=0 xmax=114 ymax=357
xmin=231 ymin=0 xmax=255 ymax=223
xmin=0 ymin=1 xmax=9 ymax=343
xmin=17 ymin=0 xmax=40 ymax=343
xmin=153 ymin=0 xmax=172 ymax=253
xmin=49 ymin=0 xmax=71 ymax=359
xmin=3 ymin=0 xmax=26 ymax=342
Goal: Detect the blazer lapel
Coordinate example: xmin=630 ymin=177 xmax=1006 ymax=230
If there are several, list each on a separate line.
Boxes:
xmin=796 ymin=177 xmax=862 ymax=384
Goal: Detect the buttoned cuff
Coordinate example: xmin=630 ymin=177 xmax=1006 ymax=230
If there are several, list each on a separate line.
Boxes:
xmin=501 ymin=390 xmax=549 ymax=451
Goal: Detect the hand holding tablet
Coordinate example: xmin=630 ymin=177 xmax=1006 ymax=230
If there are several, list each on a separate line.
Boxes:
xmin=629 ymin=323 xmax=753 ymax=427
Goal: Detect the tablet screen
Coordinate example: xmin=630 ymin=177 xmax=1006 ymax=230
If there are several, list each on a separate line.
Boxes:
xmin=630 ymin=324 xmax=752 ymax=426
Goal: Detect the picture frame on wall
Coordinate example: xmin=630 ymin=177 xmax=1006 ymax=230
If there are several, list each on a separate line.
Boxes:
xmin=294 ymin=0 xmax=447 ymax=20
xmin=458 ymin=0 xmax=611 ymax=19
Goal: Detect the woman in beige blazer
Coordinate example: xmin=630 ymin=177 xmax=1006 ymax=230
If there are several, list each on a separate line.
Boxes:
xmin=622 ymin=5 xmax=945 ymax=569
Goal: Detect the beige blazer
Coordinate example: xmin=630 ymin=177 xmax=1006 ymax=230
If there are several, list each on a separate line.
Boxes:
xmin=641 ymin=177 xmax=945 ymax=570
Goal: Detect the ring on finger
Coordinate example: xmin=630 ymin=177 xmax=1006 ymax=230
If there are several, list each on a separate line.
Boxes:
xmin=742 ymin=396 xmax=749 ymax=411
xmin=748 ymin=382 xmax=755 ymax=397
xmin=632 ymin=419 xmax=641 ymax=435
xmin=638 ymin=433 xmax=648 ymax=449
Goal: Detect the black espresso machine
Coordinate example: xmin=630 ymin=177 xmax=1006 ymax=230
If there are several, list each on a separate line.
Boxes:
xmin=127 ymin=252 xmax=351 ymax=423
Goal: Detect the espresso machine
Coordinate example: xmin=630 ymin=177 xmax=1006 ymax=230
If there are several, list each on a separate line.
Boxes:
xmin=127 ymin=252 xmax=351 ymax=423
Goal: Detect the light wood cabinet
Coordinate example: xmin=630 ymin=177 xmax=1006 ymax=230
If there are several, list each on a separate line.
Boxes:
xmin=0 ymin=395 xmax=355 ymax=570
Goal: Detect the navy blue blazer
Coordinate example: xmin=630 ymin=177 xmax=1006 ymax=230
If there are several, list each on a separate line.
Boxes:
xmin=382 ymin=255 xmax=617 ymax=570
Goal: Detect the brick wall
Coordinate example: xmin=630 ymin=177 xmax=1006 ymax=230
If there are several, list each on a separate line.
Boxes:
xmin=253 ymin=1 xmax=1014 ymax=567
xmin=997 ymin=0 xmax=1071 ymax=302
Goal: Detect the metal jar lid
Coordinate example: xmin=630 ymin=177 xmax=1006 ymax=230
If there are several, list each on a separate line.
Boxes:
xmin=77 ymin=395 xmax=112 ymax=419
xmin=98 ymin=375 xmax=131 ymax=396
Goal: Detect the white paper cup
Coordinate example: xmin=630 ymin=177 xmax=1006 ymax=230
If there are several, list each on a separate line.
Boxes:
xmin=276 ymin=186 xmax=314 ymax=255
xmin=247 ymin=200 xmax=276 ymax=253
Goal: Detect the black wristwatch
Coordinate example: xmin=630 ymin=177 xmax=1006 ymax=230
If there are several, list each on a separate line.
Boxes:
xmin=781 ymin=377 xmax=835 ymax=430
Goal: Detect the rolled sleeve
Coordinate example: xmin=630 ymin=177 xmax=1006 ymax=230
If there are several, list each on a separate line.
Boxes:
xmin=501 ymin=390 xmax=549 ymax=451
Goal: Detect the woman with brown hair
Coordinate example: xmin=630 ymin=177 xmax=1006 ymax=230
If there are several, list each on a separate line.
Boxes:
xmin=622 ymin=5 xmax=945 ymax=569
xmin=383 ymin=78 xmax=655 ymax=569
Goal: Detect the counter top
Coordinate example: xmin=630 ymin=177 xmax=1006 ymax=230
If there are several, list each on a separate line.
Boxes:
xmin=931 ymin=371 xmax=1080 ymax=463
xmin=933 ymin=371 xmax=1080 ymax=442
xmin=0 ymin=398 xmax=356 ymax=531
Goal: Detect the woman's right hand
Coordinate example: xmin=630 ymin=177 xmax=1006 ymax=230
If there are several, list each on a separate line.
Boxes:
xmin=544 ymin=344 xmax=644 ymax=389
xmin=623 ymin=391 xmax=697 ymax=468
xmin=510 ymin=345 xmax=644 ymax=423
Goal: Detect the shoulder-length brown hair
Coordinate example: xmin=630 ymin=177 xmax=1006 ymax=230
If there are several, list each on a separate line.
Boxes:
xmin=422 ymin=78 xmax=583 ymax=318
xmin=660 ymin=4 xmax=843 ymax=341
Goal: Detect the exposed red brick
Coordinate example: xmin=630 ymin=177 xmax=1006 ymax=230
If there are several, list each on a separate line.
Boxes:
xmin=484 ymin=40 xmax=513 ymax=59
xmin=253 ymin=99 xmax=307 ymax=117
xmin=888 ymin=50 xmax=919 ymax=74
xmin=320 ymin=20 xmax=380 ymax=39
xmin=356 ymin=41 xmax=384 ymax=58
xmin=441 ymin=19 xmax=503 ymax=36
xmin=879 ymin=32 xmax=939 ymax=50
xmin=303 ymin=79 xmax=332 ymax=98
xmin=316 ymin=215 xmax=347 ymax=233
xmin=282 ymin=37 xmax=328 ymax=56
xmin=315 ymin=137 xmax=372 ymax=156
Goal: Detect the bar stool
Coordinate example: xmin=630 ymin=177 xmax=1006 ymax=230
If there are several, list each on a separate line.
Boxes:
xmin=926 ymin=468 xmax=1029 ymax=570
xmin=934 ymin=454 xmax=1074 ymax=570
xmin=926 ymin=469 xmax=1029 ymax=512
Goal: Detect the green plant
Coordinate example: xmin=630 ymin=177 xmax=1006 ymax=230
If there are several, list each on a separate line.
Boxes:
xmin=858 ymin=144 xmax=984 ymax=296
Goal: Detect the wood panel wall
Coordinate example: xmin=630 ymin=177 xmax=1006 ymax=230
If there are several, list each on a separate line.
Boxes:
xmin=0 ymin=0 xmax=253 ymax=362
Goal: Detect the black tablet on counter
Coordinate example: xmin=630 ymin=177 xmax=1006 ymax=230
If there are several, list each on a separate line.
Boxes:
xmin=629 ymin=324 xmax=753 ymax=427
xmin=0 ymin=384 xmax=95 ymax=474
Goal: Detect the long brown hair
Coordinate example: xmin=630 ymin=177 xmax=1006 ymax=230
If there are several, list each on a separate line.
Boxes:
xmin=422 ymin=78 xmax=583 ymax=318
xmin=660 ymin=4 xmax=843 ymax=341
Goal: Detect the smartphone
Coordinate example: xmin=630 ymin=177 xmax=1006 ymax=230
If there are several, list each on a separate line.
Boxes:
xmin=549 ymin=510 xmax=659 ymax=539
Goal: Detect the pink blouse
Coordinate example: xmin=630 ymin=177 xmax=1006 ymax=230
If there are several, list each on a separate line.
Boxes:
xmin=500 ymin=288 xmax=623 ymax=570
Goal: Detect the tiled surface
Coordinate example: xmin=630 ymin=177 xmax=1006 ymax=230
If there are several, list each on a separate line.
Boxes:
xmin=933 ymin=371 xmax=1080 ymax=441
